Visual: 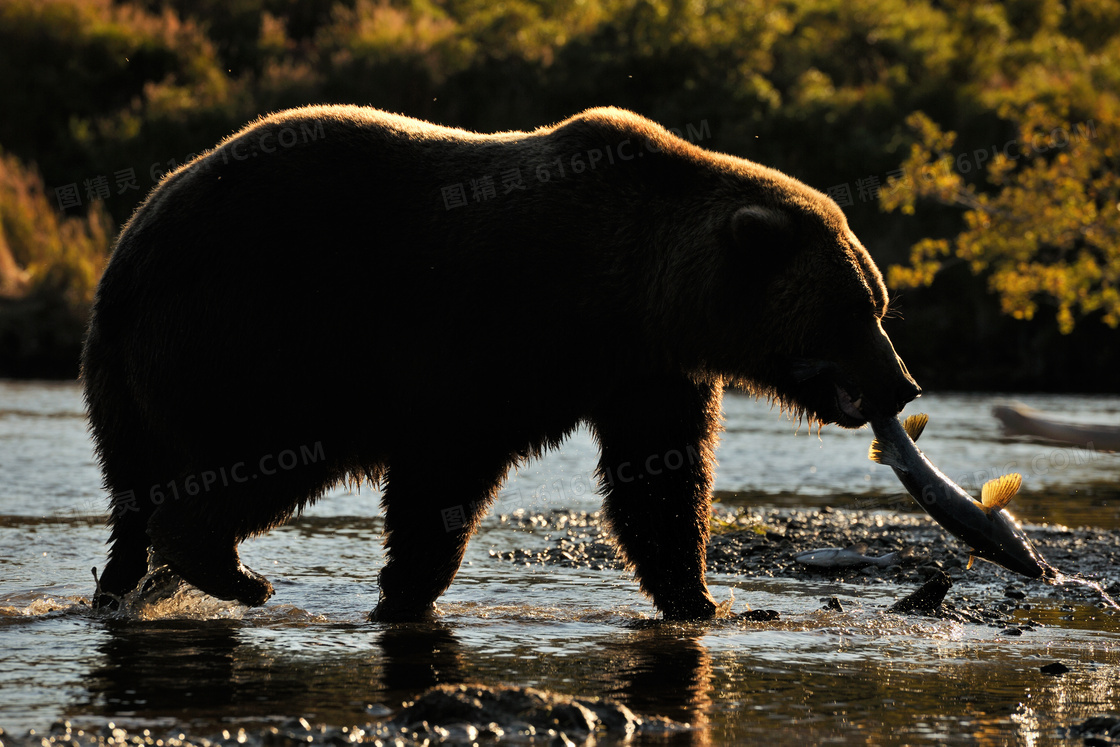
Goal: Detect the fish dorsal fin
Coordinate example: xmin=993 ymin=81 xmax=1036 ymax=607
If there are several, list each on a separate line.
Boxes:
xmin=846 ymin=542 xmax=869 ymax=554
xmin=903 ymin=413 xmax=929 ymax=442
xmin=980 ymin=473 xmax=1022 ymax=513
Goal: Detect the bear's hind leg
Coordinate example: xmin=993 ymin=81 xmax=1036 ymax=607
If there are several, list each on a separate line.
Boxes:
xmin=143 ymin=455 xmax=339 ymax=606
xmin=371 ymin=455 xmax=510 ymax=622
xmin=592 ymin=376 xmax=723 ymax=620
xmin=96 ymin=497 xmax=158 ymax=608
xmin=147 ymin=497 xmax=275 ymax=606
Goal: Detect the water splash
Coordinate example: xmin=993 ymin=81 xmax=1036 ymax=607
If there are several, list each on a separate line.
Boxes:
xmin=0 ymin=595 xmax=79 ymax=618
xmin=1045 ymin=571 xmax=1120 ymax=612
xmin=1008 ymin=536 xmax=1120 ymax=613
xmin=93 ymin=563 xmax=244 ymax=621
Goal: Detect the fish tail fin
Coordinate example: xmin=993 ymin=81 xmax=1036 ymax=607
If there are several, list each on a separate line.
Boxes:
xmin=902 ymin=413 xmax=929 ymax=442
xmin=980 ymin=473 xmax=1022 ymax=513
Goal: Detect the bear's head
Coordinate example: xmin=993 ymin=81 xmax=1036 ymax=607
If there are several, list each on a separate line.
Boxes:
xmin=693 ymin=177 xmax=921 ymax=428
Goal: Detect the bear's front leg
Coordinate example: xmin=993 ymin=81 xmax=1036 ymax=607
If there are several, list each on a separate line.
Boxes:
xmin=371 ymin=453 xmax=510 ymax=622
xmin=591 ymin=376 xmax=723 ymax=620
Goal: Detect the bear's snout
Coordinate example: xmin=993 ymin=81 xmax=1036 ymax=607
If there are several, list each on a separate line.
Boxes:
xmin=797 ymin=323 xmax=921 ymax=427
xmin=893 ymin=371 xmax=922 ymax=413
xmin=856 ymin=325 xmax=921 ymax=419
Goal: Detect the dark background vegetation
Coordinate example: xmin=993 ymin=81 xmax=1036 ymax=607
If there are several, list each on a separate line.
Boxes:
xmin=1 ymin=0 xmax=1117 ymax=390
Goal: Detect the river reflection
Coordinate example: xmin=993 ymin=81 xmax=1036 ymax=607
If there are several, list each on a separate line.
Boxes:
xmin=604 ymin=625 xmax=714 ymax=735
xmin=70 ymin=615 xmax=719 ymax=743
xmin=82 ymin=620 xmax=243 ymax=722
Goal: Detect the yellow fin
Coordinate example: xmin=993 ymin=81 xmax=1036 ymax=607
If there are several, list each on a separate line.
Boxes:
xmin=869 ymin=417 xmax=918 ymax=469
xmin=903 ymin=413 xmax=929 ymax=442
xmin=868 ymin=438 xmax=903 ymax=469
xmin=980 ymin=473 xmax=1022 ymax=513
xmin=967 ymin=554 xmax=976 ymax=570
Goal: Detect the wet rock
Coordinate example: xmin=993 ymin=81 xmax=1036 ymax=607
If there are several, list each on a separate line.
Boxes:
xmin=739 ymin=609 xmax=780 ymax=622
xmin=822 ymin=596 xmax=844 ymax=612
xmin=889 ymin=571 xmax=953 ymax=614
xmin=1040 ymin=661 xmax=1071 ymax=675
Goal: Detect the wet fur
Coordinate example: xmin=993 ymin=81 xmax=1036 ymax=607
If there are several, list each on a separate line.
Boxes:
xmin=83 ymin=105 xmax=918 ymax=620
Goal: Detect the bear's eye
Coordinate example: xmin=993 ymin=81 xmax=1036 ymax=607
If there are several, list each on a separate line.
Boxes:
xmin=837 ymin=300 xmax=874 ymax=321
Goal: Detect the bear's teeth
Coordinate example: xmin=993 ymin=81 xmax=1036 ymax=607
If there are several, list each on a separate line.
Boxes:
xmin=852 ymin=397 xmax=863 ymax=410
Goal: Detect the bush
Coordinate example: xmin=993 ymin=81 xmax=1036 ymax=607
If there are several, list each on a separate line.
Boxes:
xmin=0 ymin=151 xmax=112 ymax=376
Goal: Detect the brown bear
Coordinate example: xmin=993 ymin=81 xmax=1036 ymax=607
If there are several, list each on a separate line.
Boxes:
xmin=83 ymin=105 xmax=920 ymax=621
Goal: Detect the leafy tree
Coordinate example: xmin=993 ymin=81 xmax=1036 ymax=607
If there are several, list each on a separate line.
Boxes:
xmin=0 ymin=0 xmax=1117 ymax=383
xmin=881 ymin=5 xmax=1120 ymax=334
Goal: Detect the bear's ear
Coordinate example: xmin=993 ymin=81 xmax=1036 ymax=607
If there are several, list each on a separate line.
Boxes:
xmin=729 ymin=205 xmax=790 ymax=248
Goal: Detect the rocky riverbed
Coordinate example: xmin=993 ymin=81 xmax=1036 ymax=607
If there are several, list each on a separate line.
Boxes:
xmin=492 ymin=505 xmax=1120 ymax=627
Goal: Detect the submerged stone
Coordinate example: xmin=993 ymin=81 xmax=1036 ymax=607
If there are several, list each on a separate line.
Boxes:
xmin=889 ymin=571 xmax=953 ymax=614
xmin=1040 ymin=661 xmax=1071 ymax=675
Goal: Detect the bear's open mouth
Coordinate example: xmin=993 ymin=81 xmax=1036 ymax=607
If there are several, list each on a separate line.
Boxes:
xmin=789 ymin=358 xmax=866 ymax=426
xmin=834 ymin=382 xmax=865 ymax=422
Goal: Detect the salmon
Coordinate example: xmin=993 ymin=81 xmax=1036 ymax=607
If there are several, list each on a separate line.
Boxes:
xmin=868 ymin=414 xmax=1055 ymax=579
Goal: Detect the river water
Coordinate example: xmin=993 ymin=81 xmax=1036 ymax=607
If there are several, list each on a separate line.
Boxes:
xmin=1 ymin=381 xmax=1119 ymax=744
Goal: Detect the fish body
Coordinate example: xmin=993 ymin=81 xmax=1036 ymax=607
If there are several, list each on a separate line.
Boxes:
xmin=869 ymin=414 xmax=1054 ymax=579
xmin=794 ymin=543 xmax=906 ymax=568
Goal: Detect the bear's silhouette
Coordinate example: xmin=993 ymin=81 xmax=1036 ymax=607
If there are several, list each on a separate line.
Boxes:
xmin=83 ymin=106 xmax=920 ymax=621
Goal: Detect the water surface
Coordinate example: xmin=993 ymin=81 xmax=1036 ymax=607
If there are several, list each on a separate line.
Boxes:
xmin=2 ymin=381 xmax=1119 ymax=743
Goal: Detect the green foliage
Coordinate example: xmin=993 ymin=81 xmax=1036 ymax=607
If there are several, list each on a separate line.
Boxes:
xmin=0 ymin=0 xmax=226 ymax=170
xmin=0 ymin=151 xmax=113 ymax=376
xmin=0 ymin=152 xmax=111 ymax=307
xmin=881 ymin=14 xmax=1120 ymax=334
